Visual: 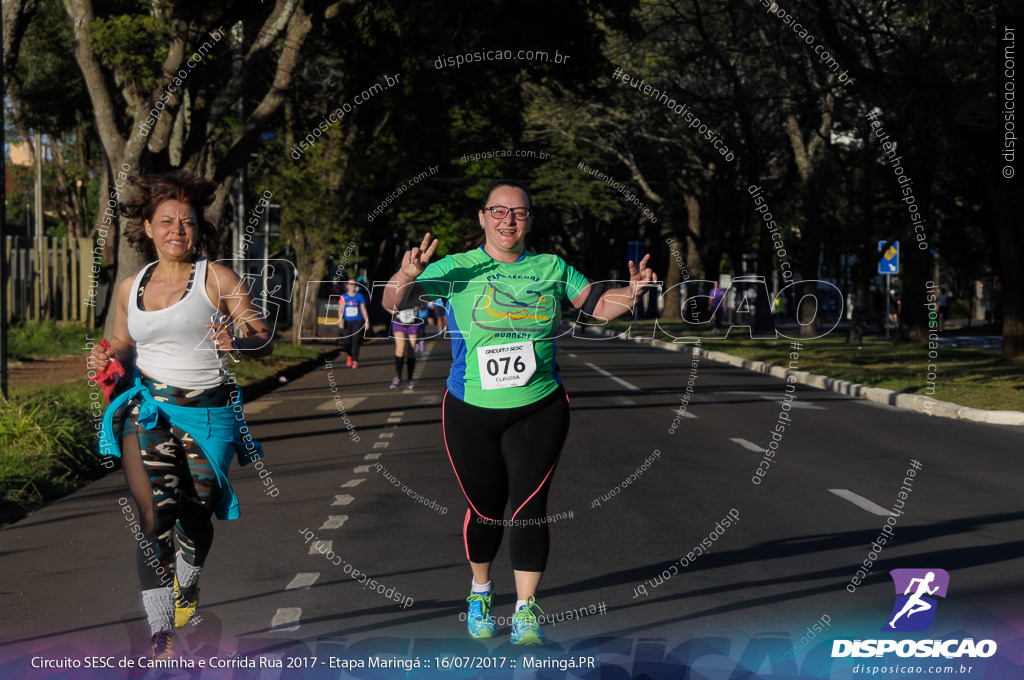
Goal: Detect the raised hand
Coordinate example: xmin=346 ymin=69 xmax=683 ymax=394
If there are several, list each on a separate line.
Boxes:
xmin=400 ymin=232 xmax=439 ymax=280
xmin=628 ymin=253 xmax=659 ymax=291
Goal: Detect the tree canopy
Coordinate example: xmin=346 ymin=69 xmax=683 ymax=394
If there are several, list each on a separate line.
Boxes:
xmin=4 ymin=0 xmax=1017 ymax=354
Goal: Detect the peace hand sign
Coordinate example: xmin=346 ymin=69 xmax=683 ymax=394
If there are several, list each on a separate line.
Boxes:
xmin=400 ymin=232 xmax=439 ymax=280
xmin=628 ymin=253 xmax=659 ymax=291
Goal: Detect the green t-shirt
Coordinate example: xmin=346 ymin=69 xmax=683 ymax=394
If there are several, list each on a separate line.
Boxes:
xmin=417 ymin=247 xmax=591 ymax=408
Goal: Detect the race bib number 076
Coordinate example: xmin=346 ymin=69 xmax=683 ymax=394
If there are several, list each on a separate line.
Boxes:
xmin=477 ymin=341 xmax=537 ymax=390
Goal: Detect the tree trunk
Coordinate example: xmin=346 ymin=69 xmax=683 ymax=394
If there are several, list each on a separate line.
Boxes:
xmin=294 ymin=256 xmax=327 ymax=345
xmin=662 ymin=233 xmax=682 ymax=321
xmin=684 ymin=193 xmax=702 ymax=278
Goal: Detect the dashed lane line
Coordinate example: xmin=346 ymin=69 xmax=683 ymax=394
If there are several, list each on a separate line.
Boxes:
xmin=585 ymin=361 xmax=641 ymax=391
xmin=286 ymin=573 xmax=319 ymax=590
xmin=270 ymin=608 xmax=302 ymax=631
xmin=319 ymin=515 xmax=349 ymax=529
xmin=266 ymin=363 xmax=421 ymax=637
xmin=716 ymin=391 xmax=826 ymax=410
xmin=315 ymin=396 xmax=366 ymax=412
xmin=760 ymin=395 xmax=825 ymax=410
xmin=309 ymin=540 xmax=333 ymax=555
xmin=730 ymin=438 xmax=764 ymax=453
xmin=243 ymin=400 xmax=280 ymax=415
xmin=267 ymin=360 xmax=434 ymax=634
xmin=829 ymin=488 xmax=892 ymax=516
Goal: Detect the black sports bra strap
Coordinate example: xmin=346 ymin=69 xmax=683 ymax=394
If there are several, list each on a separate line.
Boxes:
xmin=137 ymin=260 xmax=199 ymax=311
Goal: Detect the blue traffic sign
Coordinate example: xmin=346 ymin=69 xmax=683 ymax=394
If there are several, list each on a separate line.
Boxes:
xmin=628 ymin=241 xmax=646 ymax=266
xmin=878 ymin=240 xmax=899 ymax=274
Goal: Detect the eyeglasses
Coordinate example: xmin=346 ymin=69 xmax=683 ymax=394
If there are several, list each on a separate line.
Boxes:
xmin=485 ymin=205 xmax=532 ymax=220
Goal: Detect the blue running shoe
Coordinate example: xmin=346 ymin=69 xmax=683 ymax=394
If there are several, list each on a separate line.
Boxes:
xmin=510 ymin=596 xmax=545 ymax=646
xmin=466 ymin=592 xmax=496 ymax=638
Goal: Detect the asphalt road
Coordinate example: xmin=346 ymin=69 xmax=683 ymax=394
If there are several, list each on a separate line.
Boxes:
xmin=2 ymin=332 xmax=1023 ymax=678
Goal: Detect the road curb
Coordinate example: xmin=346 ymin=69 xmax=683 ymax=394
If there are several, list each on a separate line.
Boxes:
xmin=587 ymin=329 xmax=1024 ymax=427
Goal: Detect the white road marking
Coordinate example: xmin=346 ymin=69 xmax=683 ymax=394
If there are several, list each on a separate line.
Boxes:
xmin=270 ymin=607 xmax=302 ymax=631
xmin=670 ymin=408 xmax=698 ymax=419
xmin=716 ymin=391 xmax=825 ymax=410
xmin=331 ymin=494 xmax=355 ymax=505
xmin=612 ymin=396 xmax=636 ymax=406
xmin=309 ymin=540 xmax=333 ymax=555
xmin=390 ymin=412 xmax=405 ymax=417
xmin=584 ymin=362 xmax=641 ymax=391
xmin=373 ymin=441 xmax=390 ymax=449
xmin=829 ymin=489 xmax=893 ymax=516
xmin=341 ymin=479 xmax=364 ymax=488
xmin=286 ymin=573 xmax=319 ymax=590
xmin=760 ymin=396 xmax=825 ymax=410
xmin=378 ymin=432 xmax=394 ymax=439
xmin=730 ymin=438 xmax=764 ymax=453
xmin=315 ymin=397 xmax=365 ymax=412
xmin=319 ymin=515 xmax=349 ymax=529
xmin=243 ymin=400 xmax=280 ymax=414
xmin=386 ymin=417 xmax=402 ymax=423
xmin=353 ymin=465 xmax=371 ymax=473
xmin=568 ymin=353 xmax=578 ymax=358
xmin=364 ymin=453 xmax=381 ymax=460
xmin=413 ymin=345 xmax=433 ymax=378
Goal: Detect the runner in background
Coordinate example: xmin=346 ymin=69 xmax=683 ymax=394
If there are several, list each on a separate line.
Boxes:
xmin=415 ymin=302 xmax=430 ymax=351
xmin=389 ymin=306 xmax=420 ymax=389
xmin=340 ymin=279 xmax=369 ymax=368
xmin=432 ymin=298 xmax=448 ymax=335
xmin=709 ymin=284 xmax=726 ymax=332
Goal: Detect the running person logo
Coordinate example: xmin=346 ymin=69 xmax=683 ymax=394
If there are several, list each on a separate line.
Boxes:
xmin=882 ymin=569 xmax=949 ymax=632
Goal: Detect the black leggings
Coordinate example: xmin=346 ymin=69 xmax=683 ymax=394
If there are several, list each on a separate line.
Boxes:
xmin=343 ymin=319 xmax=365 ymax=362
xmin=442 ymin=387 xmax=570 ymax=572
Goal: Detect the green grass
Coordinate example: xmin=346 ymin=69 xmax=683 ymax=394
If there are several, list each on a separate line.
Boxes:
xmin=1 ymin=339 xmax=327 ymax=527
xmin=0 ymin=382 xmax=102 ymax=526
xmin=6 ymin=320 xmax=100 ymax=359
xmin=607 ymin=320 xmax=1024 ymax=412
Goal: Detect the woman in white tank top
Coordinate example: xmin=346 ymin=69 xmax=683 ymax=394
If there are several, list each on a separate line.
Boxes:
xmin=88 ymin=170 xmax=273 ymax=660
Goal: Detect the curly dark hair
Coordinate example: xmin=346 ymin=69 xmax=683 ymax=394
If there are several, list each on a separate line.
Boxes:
xmin=119 ymin=170 xmax=218 ymax=261
xmin=464 ymin=178 xmax=534 ymax=251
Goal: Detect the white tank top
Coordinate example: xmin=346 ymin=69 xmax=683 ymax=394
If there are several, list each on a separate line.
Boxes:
xmin=127 ymin=258 xmax=228 ymax=389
